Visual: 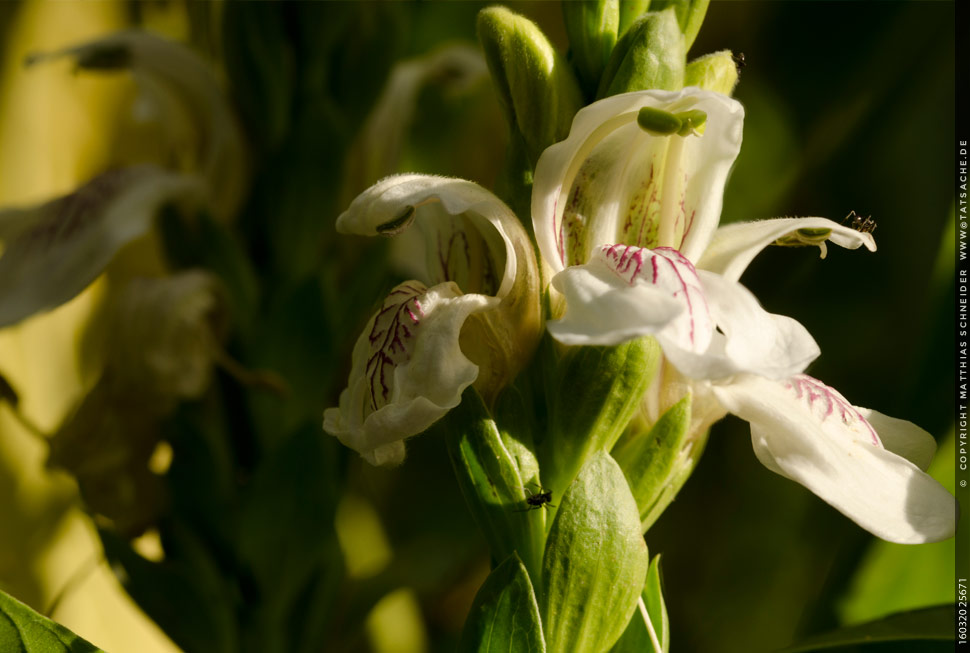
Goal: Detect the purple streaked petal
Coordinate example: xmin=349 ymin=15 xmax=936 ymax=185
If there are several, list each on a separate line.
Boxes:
xmin=323 ymin=281 xmax=494 ymax=466
xmin=711 ymin=374 xmax=956 ymax=544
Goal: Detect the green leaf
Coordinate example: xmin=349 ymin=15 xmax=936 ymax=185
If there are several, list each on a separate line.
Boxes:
xmin=563 ymin=0 xmax=619 ymax=97
xmin=684 ymin=50 xmax=739 ymax=95
xmin=0 ymin=589 xmax=102 ymax=652
xmin=597 ymin=9 xmax=685 ymax=98
xmin=100 ymin=526 xmax=238 ymax=653
xmin=647 ymin=0 xmax=710 ymax=51
xmin=477 ymin=6 xmax=582 ymax=166
xmin=459 ymin=553 xmax=546 ymax=653
xmin=611 ymin=555 xmax=669 ymax=653
xmin=612 ymin=394 xmax=707 ymax=531
xmin=543 ymin=336 xmax=661 ymax=493
xmin=444 ymin=388 xmax=546 ymax=584
xmin=542 ymin=452 xmax=649 ymax=653
xmin=779 ymin=605 xmax=955 ymax=652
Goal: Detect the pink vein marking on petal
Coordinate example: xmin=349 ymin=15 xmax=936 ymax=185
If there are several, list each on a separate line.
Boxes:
xmin=654 ymin=247 xmax=704 ymax=347
xmin=365 ymin=284 xmax=427 ymax=414
xmin=785 ymin=375 xmax=881 ymax=446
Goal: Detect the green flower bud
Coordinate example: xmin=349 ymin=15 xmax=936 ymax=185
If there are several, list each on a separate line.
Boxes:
xmin=648 ymin=0 xmax=710 ymax=51
xmin=562 ymin=0 xmax=620 ymax=96
xmin=541 ymin=336 xmax=662 ymax=492
xmin=685 ymin=50 xmax=740 ymax=95
xmin=597 ymin=8 xmax=685 ymax=98
xmin=477 ymin=6 xmax=582 ymax=165
xmin=618 ymin=0 xmax=652 ymax=38
xmin=612 ymin=392 xmax=709 ymax=532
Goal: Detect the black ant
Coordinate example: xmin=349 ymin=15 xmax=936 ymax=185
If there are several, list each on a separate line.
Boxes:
xmin=843 ymin=210 xmax=877 ymax=234
xmin=732 ymin=52 xmax=746 ymax=73
xmin=516 ymin=482 xmax=555 ymax=512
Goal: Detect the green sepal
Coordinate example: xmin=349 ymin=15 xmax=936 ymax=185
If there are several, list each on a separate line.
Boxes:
xmin=618 ymin=0 xmax=652 ymax=38
xmin=459 ymin=553 xmax=547 ymax=653
xmin=542 ymin=451 xmax=649 ymax=653
xmin=563 ymin=0 xmax=619 ymax=97
xmin=0 ymin=589 xmax=103 ymax=652
xmin=477 ymin=6 xmax=583 ymax=166
xmin=684 ymin=50 xmax=739 ymax=95
xmin=647 ymin=0 xmax=710 ymax=52
xmin=444 ymin=387 xmax=546 ymax=584
xmin=542 ymin=336 xmax=661 ymax=493
xmin=612 ymin=394 xmax=705 ymax=532
xmin=611 ymin=555 xmax=670 ymax=653
xmin=597 ymin=9 xmax=685 ymax=98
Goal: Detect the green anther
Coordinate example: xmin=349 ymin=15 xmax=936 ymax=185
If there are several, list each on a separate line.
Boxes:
xmin=636 ymin=106 xmax=682 ymax=136
xmin=676 ymin=109 xmax=707 ymax=136
xmin=774 ymin=227 xmax=831 ymax=248
xmin=375 ymin=205 xmax=415 ymax=235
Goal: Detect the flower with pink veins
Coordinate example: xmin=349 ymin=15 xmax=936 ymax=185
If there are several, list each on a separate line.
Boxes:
xmin=532 ymin=86 xmax=955 ymax=543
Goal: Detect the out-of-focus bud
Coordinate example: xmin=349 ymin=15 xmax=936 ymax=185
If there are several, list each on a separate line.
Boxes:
xmin=648 ymin=0 xmax=710 ymax=52
xmin=685 ymin=50 xmax=740 ymax=95
xmin=28 ymin=30 xmax=247 ymax=222
xmin=597 ymin=9 xmax=685 ymax=98
xmin=477 ymin=6 xmax=582 ymax=165
xmin=48 ymin=384 xmax=167 ymax=537
xmin=562 ymin=0 xmax=619 ymax=96
xmin=101 ymin=270 xmax=225 ymax=404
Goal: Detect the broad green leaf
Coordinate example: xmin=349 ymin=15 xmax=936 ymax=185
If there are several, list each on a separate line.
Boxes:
xmin=611 ymin=555 xmax=669 ymax=653
xmin=0 ymin=589 xmax=102 ymax=652
xmin=444 ymin=388 xmax=546 ymax=583
xmin=542 ymin=452 xmax=649 ymax=653
xmin=780 ymin=605 xmax=954 ymax=652
xmin=543 ymin=336 xmax=661 ymax=493
xmin=459 ymin=553 xmax=546 ymax=653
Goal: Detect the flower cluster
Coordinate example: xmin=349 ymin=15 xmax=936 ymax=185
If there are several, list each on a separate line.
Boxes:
xmin=325 ymin=85 xmax=955 ymax=544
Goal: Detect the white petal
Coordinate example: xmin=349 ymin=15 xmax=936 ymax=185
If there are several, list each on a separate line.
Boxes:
xmin=29 ymin=30 xmax=246 ymax=222
xmin=712 ymin=374 xmax=956 ymax=544
xmin=547 ymin=245 xmax=709 ymax=348
xmin=337 ymin=174 xmax=523 ymax=299
xmin=0 ymin=166 xmax=204 ymax=328
xmin=662 ymin=271 xmax=819 ymax=380
xmin=532 ymin=87 xmax=743 ymax=272
xmin=336 ymin=174 xmax=541 ymax=402
xmin=858 ymin=408 xmax=937 ymax=471
xmin=323 ymin=281 xmax=493 ymax=466
xmin=697 ymin=217 xmax=877 ymax=283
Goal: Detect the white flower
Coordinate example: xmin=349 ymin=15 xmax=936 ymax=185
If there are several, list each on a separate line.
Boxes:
xmin=323 ymin=175 xmax=540 ymax=466
xmin=531 ymin=87 xmax=954 ymax=543
xmin=0 ymin=165 xmax=204 ymax=328
xmin=28 ymin=30 xmax=246 ymax=222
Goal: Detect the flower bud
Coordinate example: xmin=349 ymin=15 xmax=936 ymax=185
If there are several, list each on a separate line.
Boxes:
xmin=597 ymin=9 xmax=685 ymax=98
xmin=685 ymin=50 xmax=740 ymax=95
xmin=477 ymin=6 xmax=582 ymax=164
xmin=562 ymin=0 xmax=619 ymax=95
xmin=649 ymin=0 xmax=711 ymax=51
